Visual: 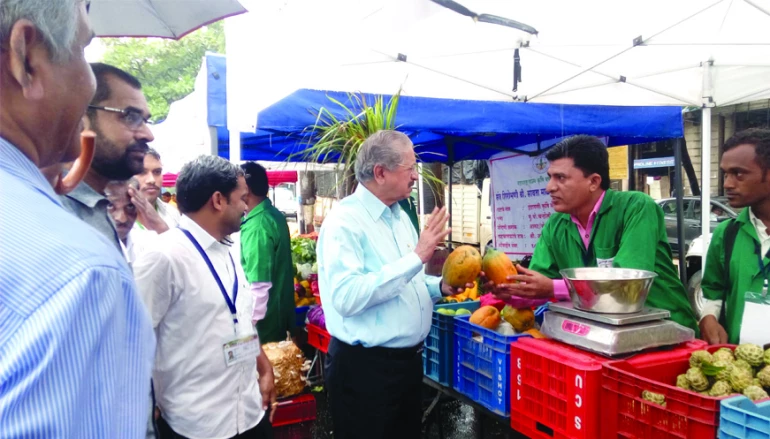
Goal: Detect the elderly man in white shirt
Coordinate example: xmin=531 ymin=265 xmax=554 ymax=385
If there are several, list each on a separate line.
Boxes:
xmin=134 ymin=155 xmax=276 ymax=439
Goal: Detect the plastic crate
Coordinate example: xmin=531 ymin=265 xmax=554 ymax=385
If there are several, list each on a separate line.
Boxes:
xmin=273 ymin=394 xmax=316 ymax=428
xmin=720 ymin=395 xmax=770 ymax=439
xmin=295 ymin=306 xmax=310 ymax=328
xmin=601 ymin=342 xmax=732 ymax=439
xmin=274 ymin=422 xmax=313 ymax=439
xmin=452 ymin=314 xmax=531 ymax=416
xmin=306 ymin=323 xmax=330 ymax=354
xmin=510 ymin=338 xmax=608 ymax=439
xmin=423 ymin=301 xmax=481 ymax=386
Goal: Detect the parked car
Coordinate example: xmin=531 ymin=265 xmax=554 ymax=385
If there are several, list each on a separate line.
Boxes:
xmin=656 ymin=196 xmax=736 ymax=257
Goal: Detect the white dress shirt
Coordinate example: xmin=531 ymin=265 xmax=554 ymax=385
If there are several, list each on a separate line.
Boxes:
xmin=133 ymin=215 xmax=264 ymax=439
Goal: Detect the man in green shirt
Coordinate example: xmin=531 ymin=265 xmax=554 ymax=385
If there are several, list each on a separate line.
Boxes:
xmin=240 ymin=162 xmax=296 ymax=343
xmin=700 ymin=128 xmax=770 ymax=345
xmin=489 ymin=135 xmax=698 ymax=332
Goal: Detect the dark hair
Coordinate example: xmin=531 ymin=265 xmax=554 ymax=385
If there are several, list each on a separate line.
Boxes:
xmin=176 ymin=155 xmax=244 ymax=214
xmin=724 ymin=128 xmax=770 ymax=172
xmin=546 ymin=135 xmax=610 ymax=190
xmin=241 ymin=162 xmax=269 ymax=197
xmin=146 ymin=148 xmax=161 ymax=161
xmin=89 ymin=63 xmax=142 ymax=106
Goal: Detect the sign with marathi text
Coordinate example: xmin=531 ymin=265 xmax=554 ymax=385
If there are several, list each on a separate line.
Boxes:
xmin=489 ymin=152 xmax=554 ymax=256
xmin=608 ymin=145 xmax=629 ymax=180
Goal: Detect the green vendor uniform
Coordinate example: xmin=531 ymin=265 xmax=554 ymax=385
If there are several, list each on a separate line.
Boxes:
xmin=701 ymin=209 xmax=763 ymax=344
xmin=240 ymin=199 xmax=296 ymax=343
xmin=530 ymin=189 xmax=699 ymax=333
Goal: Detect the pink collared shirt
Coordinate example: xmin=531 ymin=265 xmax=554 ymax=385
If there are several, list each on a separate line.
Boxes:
xmin=552 ymin=191 xmax=606 ymax=299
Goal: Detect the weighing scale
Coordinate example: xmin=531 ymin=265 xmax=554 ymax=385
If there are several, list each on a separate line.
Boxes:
xmin=541 ymin=302 xmax=695 ymax=357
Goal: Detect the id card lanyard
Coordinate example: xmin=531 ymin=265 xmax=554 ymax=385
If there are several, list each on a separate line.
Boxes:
xmin=180 ymin=228 xmax=239 ymax=331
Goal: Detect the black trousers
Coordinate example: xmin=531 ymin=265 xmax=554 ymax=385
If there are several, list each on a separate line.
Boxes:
xmin=325 ymin=337 xmax=423 ymax=439
xmin=157 ymin=413 xmax=273 ymax=439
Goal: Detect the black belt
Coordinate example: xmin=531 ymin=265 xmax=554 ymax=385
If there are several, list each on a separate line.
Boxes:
xmin=330 ymin=337 xmax=423 ymax=360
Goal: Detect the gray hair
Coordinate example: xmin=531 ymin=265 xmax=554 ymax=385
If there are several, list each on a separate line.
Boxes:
xmin=0 ymin=0 xmax=80 ymax=63
xmin=354 ymin=130 xmax=413 ymax=183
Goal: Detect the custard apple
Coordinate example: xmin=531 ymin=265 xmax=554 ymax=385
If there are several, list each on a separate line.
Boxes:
xmin=642 ymin=390 xmax=666 ymax=407
xmin=753 ymin=378 xmax=762 ymax=387
xmin=675 ymin=374 xmax=691 ymax=390
xmin=686 ymin=367 xmax=710 ymax=391
xmin=712 ymin=360 xmax=731 ymax=381
xmin=735 ymin=344 xmax=764 ymax=367
xmin=689 ymin=350 xmax=714 ymax=368
xmin=765 ymin=348 xmax=770 ymax=366
xmin=709 ymin=380 xmax=733 ymax=397
xmin=729 ymin=366 xmax=754 ymax=392
xmin=743 ymin=385 xmax=769 ymax=402
xmin=733 ymin=359 xmax=753 ymax=373
xmin=758 ymin=365 xmax=770 ymax=388
xmin=713 ymin=348 xmax=735 ymax=363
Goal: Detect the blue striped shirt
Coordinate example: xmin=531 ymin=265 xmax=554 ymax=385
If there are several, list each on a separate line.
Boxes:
xmin=0 ymin=138 xmax=155 ymax=438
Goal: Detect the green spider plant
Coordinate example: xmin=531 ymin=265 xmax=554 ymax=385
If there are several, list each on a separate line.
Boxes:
xmin=292 ymin=89 xmax=444 ymax=197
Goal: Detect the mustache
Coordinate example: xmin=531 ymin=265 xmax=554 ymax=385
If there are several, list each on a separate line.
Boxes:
xmin=127 ymin=142 xmax=149 ymax=154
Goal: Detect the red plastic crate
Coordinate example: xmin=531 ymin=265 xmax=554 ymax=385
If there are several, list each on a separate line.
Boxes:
xmin=274 ymin=422 xmax=312 ymax=439
xmin=510 ymin=338 xmax=608 ymax=439
xmin=306 ymin=323 xmax=330 ymax=354
xmin=602 ymin=343 xmax=734 ymax=439
xmin=272 ymin=394 xmax=316 ymax=428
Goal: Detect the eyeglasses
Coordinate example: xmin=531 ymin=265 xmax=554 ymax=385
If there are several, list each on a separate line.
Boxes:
xmin=88 ymin=105 xmax=151 ymax=130
xmin=399 ymin=163 xmax=420 ymax=173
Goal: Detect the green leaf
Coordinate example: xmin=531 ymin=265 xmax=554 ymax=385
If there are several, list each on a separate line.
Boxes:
xmin=701 ymin=362 xmax=727 ymax=377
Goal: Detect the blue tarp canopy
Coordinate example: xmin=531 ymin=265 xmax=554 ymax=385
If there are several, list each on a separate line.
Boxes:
xmin=207 ymin=57 xmax=683 ymax=163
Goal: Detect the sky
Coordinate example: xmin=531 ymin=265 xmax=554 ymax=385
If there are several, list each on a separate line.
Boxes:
xmin=85 ymin=38 xmax=105 ymax=63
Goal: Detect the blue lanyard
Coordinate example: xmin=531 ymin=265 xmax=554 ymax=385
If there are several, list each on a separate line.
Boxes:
xmin=180 ymin=228 xmax=239 ymax=325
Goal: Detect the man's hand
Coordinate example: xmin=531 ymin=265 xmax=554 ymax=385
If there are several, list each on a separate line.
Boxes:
xmin=441 ymin=279 xmax=475 ymax=296
xmin=488 ymin=264 xmax=554 ymax=300
xmin=699 ymin=315 xmax=728 ymax=345
xmin=414 ymin=207 xmax=451 ymax=263
xmin=128 ymin=187 xmax=169 ymax=234
xmin=257 ymin=354 xmax=277 ymax=423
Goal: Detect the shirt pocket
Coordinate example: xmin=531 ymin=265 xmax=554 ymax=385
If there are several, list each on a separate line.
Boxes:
xmin=594 ymin=245 xmax=619 ymax=268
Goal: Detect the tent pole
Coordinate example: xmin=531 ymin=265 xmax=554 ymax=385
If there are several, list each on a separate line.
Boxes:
xmin=418 ymin=163 xmax=425 ymax=231
xmin=674 ymin=138 xmax=687 ymax=284
xmin=701 ymin=107 xmax=713 ymax=263
xmin=447 ymin=141 xmax=455 ymax=246
xmin=229 ymin=129 xmax=241 ymax=164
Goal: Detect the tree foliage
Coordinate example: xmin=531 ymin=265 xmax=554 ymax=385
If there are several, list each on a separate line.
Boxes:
xmin=100 ymin=22 xmax=225 ymax=122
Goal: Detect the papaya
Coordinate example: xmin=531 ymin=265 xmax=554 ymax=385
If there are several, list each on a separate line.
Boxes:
xmin=442 ymin=245 xmax=482 ymax=288
xmin=482 ymin=248 xmax=518 ymax=286
xmin=470 ymin=305 xmax=501 ymax=330
xmin=501 ymin=306 xmax=535 ymax=332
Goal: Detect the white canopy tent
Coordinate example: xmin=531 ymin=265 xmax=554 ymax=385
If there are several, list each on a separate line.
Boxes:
xmin=225 ymin=0 xmax=770 ymax=260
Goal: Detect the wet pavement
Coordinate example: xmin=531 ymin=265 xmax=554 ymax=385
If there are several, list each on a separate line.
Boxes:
xmin=304 ymin=385 xmax=529 ymax=439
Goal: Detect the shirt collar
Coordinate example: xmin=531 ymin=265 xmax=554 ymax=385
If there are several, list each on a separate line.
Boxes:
xmin=66 ymin=180 xmax=105 ymax=208
xmin=570 ymin=190 xmax=606 ymax=226
xmin=243 ymin=198 xmax=272 ymax=224
xmin=354 ymin=183 xmax=401 ymax=221
xmin=179 ymin=215 xmax=219 ymax=250
xmin=0 ymin=137 xmax=62 ymax=207
xmin=749 ymin=207 xmax=770 ymax=240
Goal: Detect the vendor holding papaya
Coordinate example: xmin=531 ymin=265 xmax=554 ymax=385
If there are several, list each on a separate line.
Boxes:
xmin=488 ymin=135 xmax=699 ymax=332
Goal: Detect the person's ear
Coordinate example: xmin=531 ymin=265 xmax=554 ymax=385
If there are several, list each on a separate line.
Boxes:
xmin=7 ymin=19 xmax=47 ymax=101
xmin=373 ymin=164 xmax=387 ymax=185
xmin=589 ymin=174 xmax=602 ymax=191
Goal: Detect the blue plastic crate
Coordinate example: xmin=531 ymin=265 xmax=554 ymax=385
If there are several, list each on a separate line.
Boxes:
xmin=452 ymin=314 xmax=531 ymax=417
xmin=422 ymin=301 xmax=480 ymax=387
xmin=720 ymin=395 xmax=770 ymax=439
xmin=295 ymin=306 xmax=310 ymax=328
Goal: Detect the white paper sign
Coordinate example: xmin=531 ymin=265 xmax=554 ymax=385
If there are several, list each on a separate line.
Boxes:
xmin=489 ymin=152 xmax=554 ymax=256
